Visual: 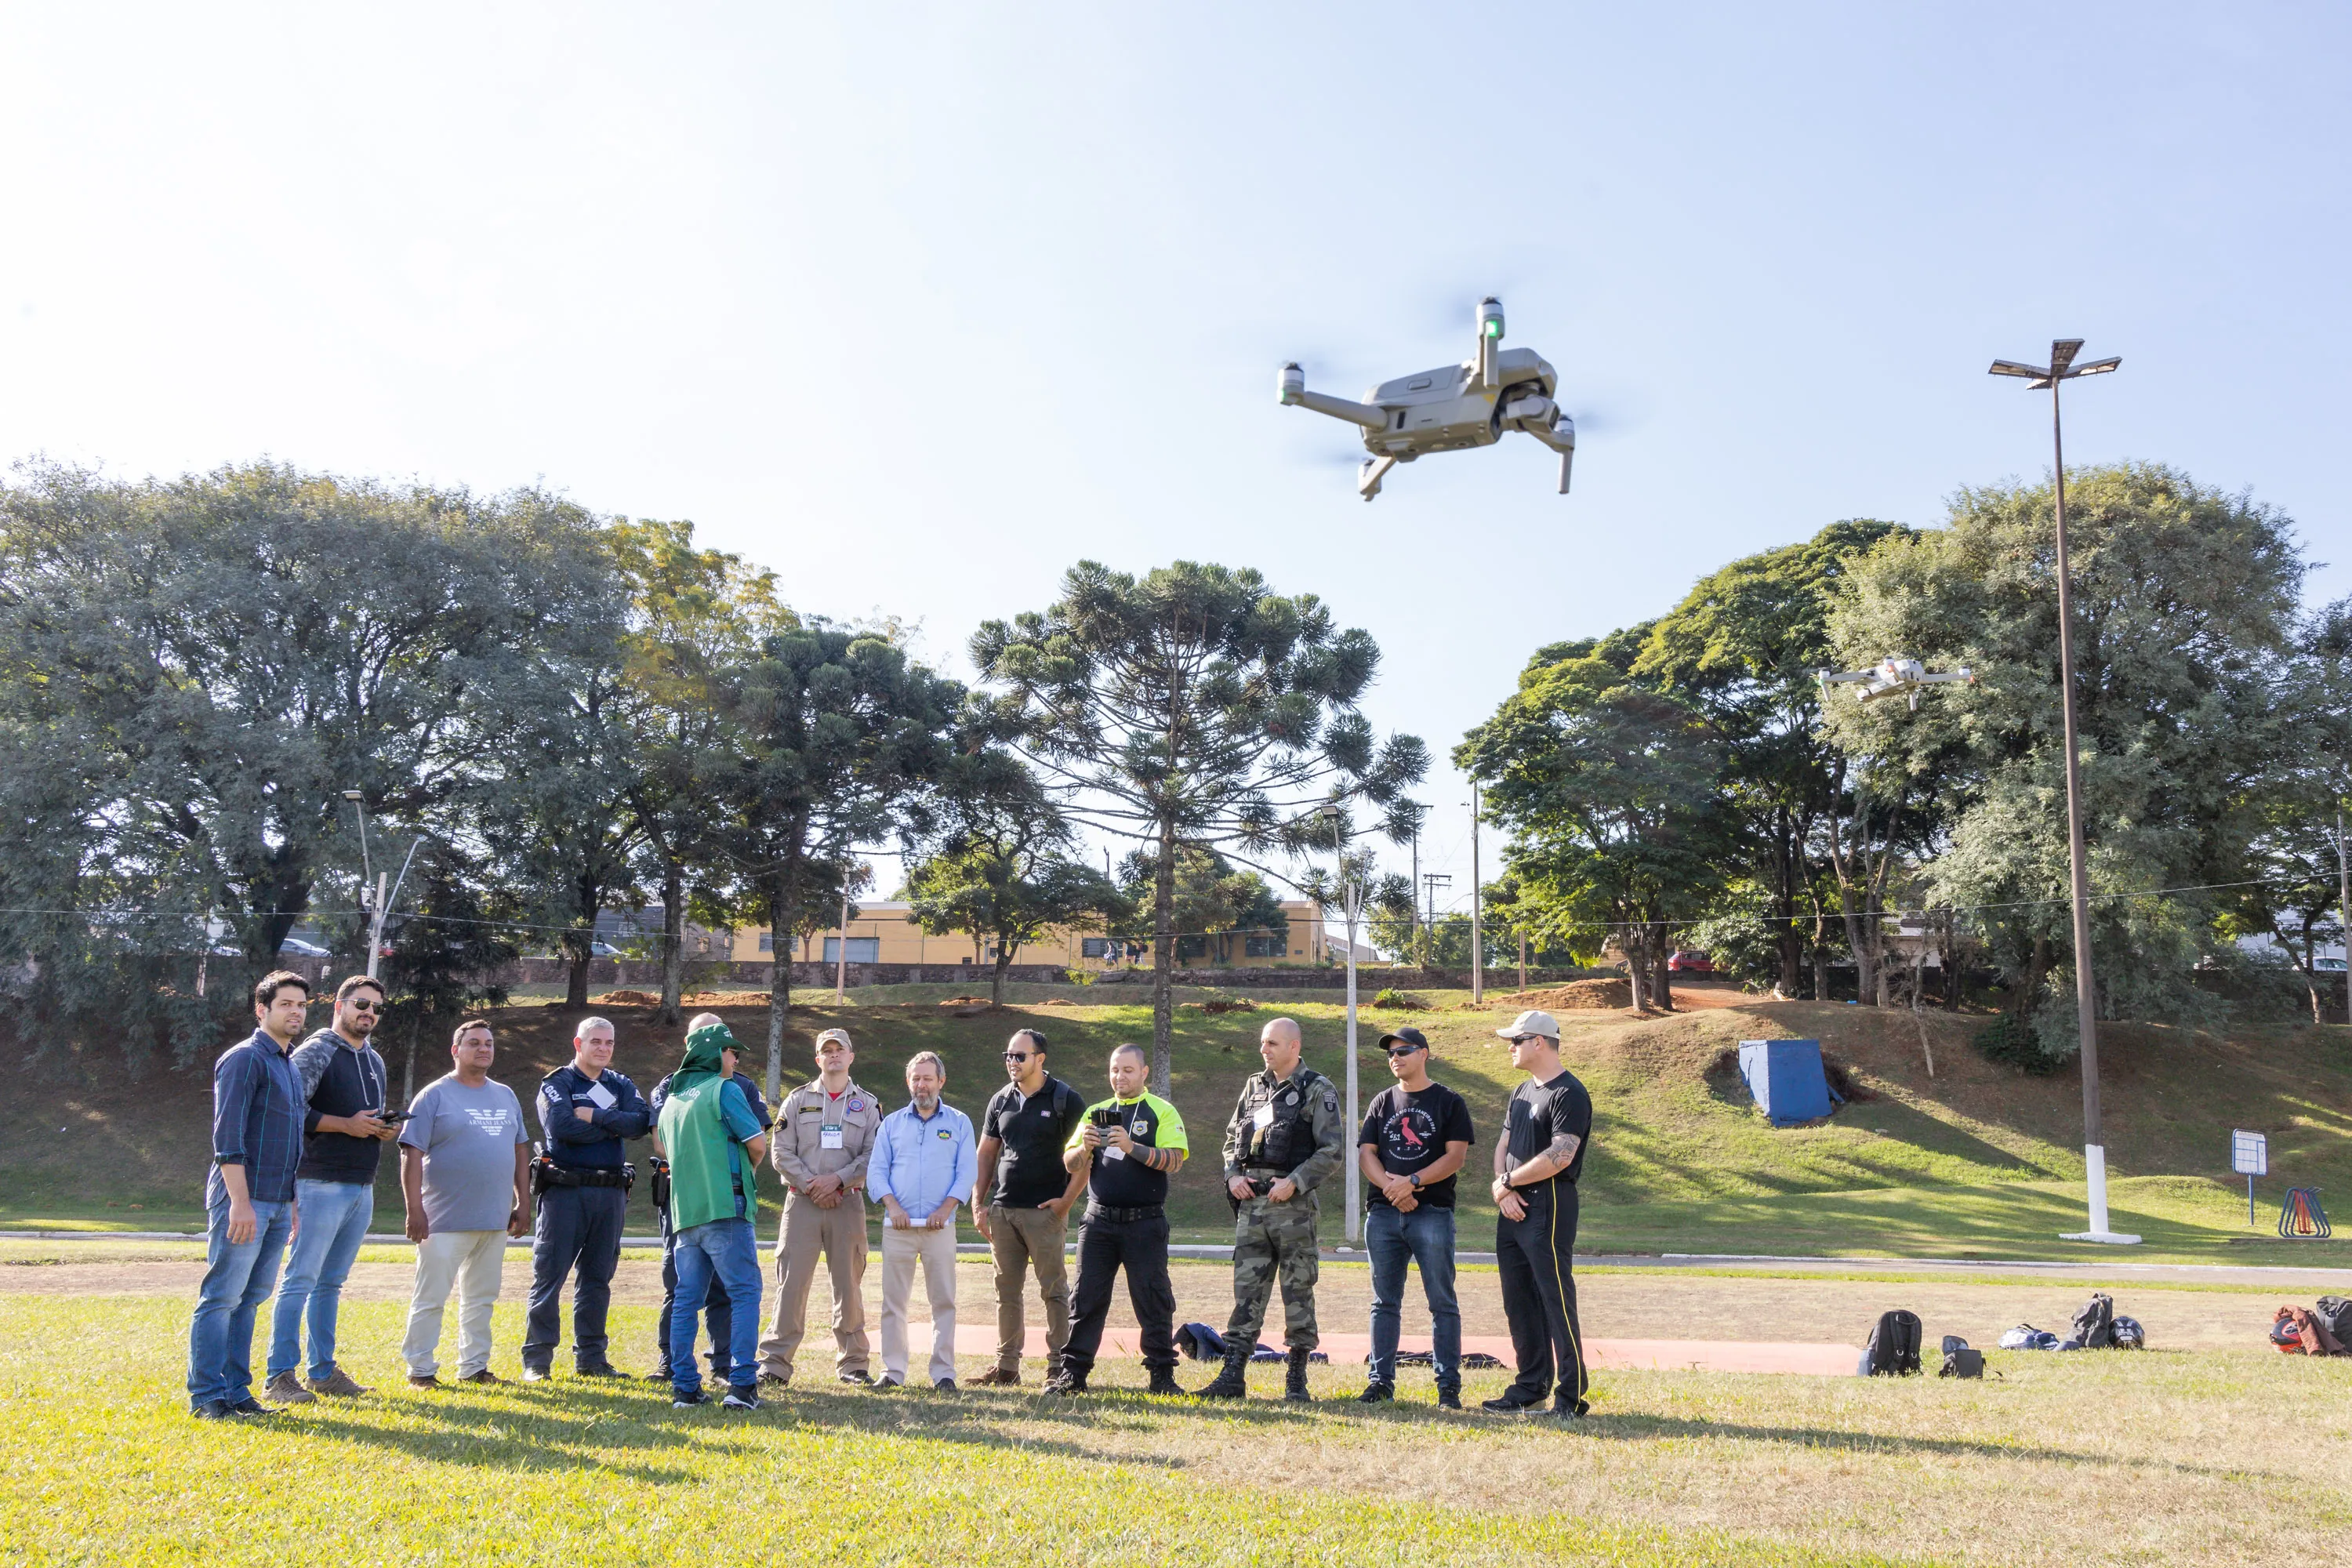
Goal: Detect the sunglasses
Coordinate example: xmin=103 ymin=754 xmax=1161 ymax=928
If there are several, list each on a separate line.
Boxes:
xmin=1003 ymin=1052 xmax=1033 ymax=1063
xmin=347 ymin=998 xmax=380 ymax=1013
xmin=1384 ymin=1044 xmax=1424 ymax=1058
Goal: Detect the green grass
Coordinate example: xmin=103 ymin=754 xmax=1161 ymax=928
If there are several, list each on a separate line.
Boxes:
xmin=5 ymin=1295 xmax=2350 ymax=1566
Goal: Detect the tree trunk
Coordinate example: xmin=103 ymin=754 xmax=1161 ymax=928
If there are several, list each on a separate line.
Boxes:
xmin=764 ymin=868 xmax=797 ymax=1108
xmin=402 ymin=1008 xmax=421 ymax=1103
xmin=1150 ymin=819 xmax=1177 ymax=1094
xmin=1650 ymin=933 xmax=1675 ymax=1012
xmin=1623 ymin=932 xmax=1647 ymax=1012
xmin=992 ymin=938 xmax=1013 ymax=1006
xmin=565 ymin=935 xmax=593 ymax=1010
xmin=1841 ymin=905 xmax=1876 ymax=1007
xmin=658 ymin=859 xmax=685 ymax=1026
xmin=1813 ymin=943 xmax=1829 ymax=1003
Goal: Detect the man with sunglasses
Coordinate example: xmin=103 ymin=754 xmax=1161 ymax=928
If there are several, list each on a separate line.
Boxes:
xmin=266 ymin=973 xmax=398 ymax=1404
xmin=1357 ymin=1025 xmax=1474 ymax=1408
xmin=1485 ymin=1009 xmax=1593 ymax=1418
xmin=971 ymin=1028 xmax=1087 ymax=1385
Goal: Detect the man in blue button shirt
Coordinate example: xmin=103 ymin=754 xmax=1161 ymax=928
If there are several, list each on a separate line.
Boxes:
xmin=524 ymin=1015 xmax=652 ymax=1379
xmin=187 ymin=970 xmax=313 ymax=1420
xmin=866 ymin=1051 xmax=975 ymax=1390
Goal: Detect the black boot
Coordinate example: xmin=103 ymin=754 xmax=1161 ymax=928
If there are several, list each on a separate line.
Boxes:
xmin=1146 ymin=1365 xmax=1185 ymax=1396
xmin=1194 ymin=1346 xmax=1250 ymax=1399
xmin=1284 ymin=1348 xmax=1312 ymax=1403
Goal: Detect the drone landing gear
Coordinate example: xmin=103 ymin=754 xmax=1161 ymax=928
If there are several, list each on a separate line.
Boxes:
xmin=1357 ymin=453 xmax=1396 ymax=502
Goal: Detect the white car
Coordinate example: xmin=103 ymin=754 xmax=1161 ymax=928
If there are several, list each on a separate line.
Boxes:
xmin=278 ymin=937 xmax=333 ymax=957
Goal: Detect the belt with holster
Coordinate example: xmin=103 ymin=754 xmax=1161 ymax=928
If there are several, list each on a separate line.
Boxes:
xmin=530 ymin=1157 xmax=634 ymax=1195
xmin=648 ymin=1157 xmax=670 ymax=1210
xmin=1085 ymin=1202 xmax=1164 ymax=1224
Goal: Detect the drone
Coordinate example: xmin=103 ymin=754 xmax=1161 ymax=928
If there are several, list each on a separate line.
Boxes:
xmin=1817 ymin=657 xmax=1976 ymax=712
xmin=1279 ymin=296 xmax=1577 ymax=502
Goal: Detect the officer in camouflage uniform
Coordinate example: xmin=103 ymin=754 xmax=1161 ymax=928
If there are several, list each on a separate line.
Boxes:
xmin=1197 ymin=1015 xmax=1344 ymax=1403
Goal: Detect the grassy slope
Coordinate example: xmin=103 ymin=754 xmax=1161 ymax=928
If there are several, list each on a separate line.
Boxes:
xmin=5 ymin=982 xmax=2350 ymax=1261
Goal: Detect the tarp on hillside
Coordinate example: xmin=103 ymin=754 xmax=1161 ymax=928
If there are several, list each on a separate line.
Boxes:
xmin=1737 ymin=1038 xmax=1837 ymax=1126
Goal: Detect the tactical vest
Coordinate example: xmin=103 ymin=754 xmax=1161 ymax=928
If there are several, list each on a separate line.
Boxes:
xmin=1243 ymin=1070 xmax=1323 ymax=1174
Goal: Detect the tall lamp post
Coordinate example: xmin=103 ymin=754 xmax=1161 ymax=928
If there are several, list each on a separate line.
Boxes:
xmin=1316 ymin=803 xmax=1367 ymax=1242
xmin=342 ymin=789 xmax=423 ymax=984
xmin=1988 ymin=339 xmax=2138 ymax=1245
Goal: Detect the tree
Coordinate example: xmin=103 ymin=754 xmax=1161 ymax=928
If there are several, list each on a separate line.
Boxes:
xmin=972 ymin=561 xmax=1425 ymax=1092
xmin=1825 ymin=462 xmax=2312 ymax=1062
xmin=368 ymin=842 xmax=521 ymax=1099
xmin=713 ymin=623 xmax=963 ymax=1102
xmin=1115 ymin=846 xmax=1287 ymax=966
xmin=0 ymin=461 xmax=611 ymax=1061
xmin=606 ymin=519 xmax=794 ymax=1024
xmin=1457 ymin=635 xmax=1734 ymax=1012
xmin=905 ymin=781 xmax=1127 ymax=1003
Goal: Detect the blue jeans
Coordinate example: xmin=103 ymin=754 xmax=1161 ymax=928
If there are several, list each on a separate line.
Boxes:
xmin=269 ymin=1178 xmax=375 ymax=1380
xmin=1367 ymin=1203 xmax=1461 ymax=1393
xmin=670 ymin=1217 xmax=761 ymax=1396
xmin=187 ymin=1194 xmax=294 ymax=1408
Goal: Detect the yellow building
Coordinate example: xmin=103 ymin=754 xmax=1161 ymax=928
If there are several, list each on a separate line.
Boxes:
xmin=724 ymin=898 xmax=1338 ymax=970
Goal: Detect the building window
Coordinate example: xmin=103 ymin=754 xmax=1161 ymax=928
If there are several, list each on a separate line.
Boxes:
xmin=757 ymin=933 xmax=773 ymax=953
xmin=1081 ymin=937 xmax=1111 ymax=958
xmin=1244 ymin=934 xmax=1287 ymax=958
xmin=821 ymin=938 xmax=880 ymax=964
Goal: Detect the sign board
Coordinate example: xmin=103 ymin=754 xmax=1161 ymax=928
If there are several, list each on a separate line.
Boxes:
xmin=2231 ymin=1129 xmax=2268 ymax=1177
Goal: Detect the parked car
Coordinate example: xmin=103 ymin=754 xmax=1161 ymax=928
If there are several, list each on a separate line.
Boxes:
xmin=1666 ymin=949 xmax=1715 ymax=974
xmin=278 ymin=937 xmax=332 ymax=957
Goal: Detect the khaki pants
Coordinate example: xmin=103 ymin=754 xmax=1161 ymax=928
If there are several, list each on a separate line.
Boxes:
xmin=757 ymin=1192 xmax=869 ymax=1381
xmin=402 ymin=1229 xmax=506 ymax=1378
xmin=985 ymin=1203 xmax=1070 ymax=1370
xmin=878 ymin=1222 xmax=959 ymax=1385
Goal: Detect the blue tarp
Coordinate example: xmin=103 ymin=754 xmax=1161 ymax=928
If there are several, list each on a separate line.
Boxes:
xmin=1737 ymin=1038 xmax=1838 ymax=1126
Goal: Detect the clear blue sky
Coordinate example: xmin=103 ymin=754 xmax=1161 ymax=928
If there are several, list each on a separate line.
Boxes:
xmin=4 ymin=4 xmax=2345 ymax=915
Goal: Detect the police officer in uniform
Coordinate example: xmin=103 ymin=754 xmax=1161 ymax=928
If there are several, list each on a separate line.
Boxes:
xmin=1483 ymin=1009 xmax=1593 ymax=1417
xmin=1197 ymin=1015 xmax=1343 ymax=1403
xmin=757 ymin=1027 xmax=884 ymax=1386
xmin=646 ymin=1012 xmax=771 ymax=1385
xmin=522 ymin=1014 xmax=652 ymax=1379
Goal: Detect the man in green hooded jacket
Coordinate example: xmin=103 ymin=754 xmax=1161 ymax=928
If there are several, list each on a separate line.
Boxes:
xmin=652 ymin=1022 xmax=771 ymax=1409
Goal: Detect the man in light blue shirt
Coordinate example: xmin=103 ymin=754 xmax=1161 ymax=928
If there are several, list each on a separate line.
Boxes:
xmin=865 ymin=1051 xmax=976 ymax=1390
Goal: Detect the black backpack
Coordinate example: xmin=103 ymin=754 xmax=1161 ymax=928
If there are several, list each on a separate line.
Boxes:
xmin=1863 ymin=1309 xmax=1923 ymax=1376
xmin=2316 ymin=1297 xmax=2352 ymax=1345
xmin=2071 ymin=1292 xmax=2115 ymax=1350
xmin=1937 ymin=1334 xmax=1984 ymax=1379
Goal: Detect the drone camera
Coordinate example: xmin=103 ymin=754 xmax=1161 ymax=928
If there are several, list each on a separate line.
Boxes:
xmin=1279 ymin=362 xmax=1304 ymax=405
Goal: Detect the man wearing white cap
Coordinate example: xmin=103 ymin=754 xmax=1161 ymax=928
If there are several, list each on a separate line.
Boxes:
xmin=1483 ymin=1009 xmax=1593 ymax=1417
xmin=757 ymin=1027 xmax=884 ymax=1386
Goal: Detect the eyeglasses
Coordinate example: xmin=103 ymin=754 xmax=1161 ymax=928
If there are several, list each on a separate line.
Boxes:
xmin=1384 ymin=1044 xmax=1423 ymax=1058
xmin=347 ymin=999 xmax=379 ymax=1013
xmin=1003 ymin=1052 xmax=1033 ymax=1063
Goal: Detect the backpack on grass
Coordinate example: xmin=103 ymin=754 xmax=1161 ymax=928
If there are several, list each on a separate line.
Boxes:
xmin=2317 ymin=1297 xmax=2352 ymax=1344
xmin=1862 ymin=1309 xmax=1923 ymax=1376
xmin=2070 ymin=1292 xmax=2115 ymax=1350
xmin=1936 ymin=1334 xmax=1984 ymax=1379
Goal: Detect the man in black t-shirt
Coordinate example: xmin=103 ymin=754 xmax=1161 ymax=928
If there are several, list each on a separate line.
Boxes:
xmin=1356 ymin=1025 xmax=1475 ymax=1407
xmin=1484 ymin=1009 xmax=1594 ymax=1417
xmin=971 ymin=1029 xmax=1087 ymax=1386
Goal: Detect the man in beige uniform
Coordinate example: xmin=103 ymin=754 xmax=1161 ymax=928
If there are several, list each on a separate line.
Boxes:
xmin=757 ymin=1027 xmax=884 ymax=1386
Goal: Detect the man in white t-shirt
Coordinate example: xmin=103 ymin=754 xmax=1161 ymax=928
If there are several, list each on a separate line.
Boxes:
xmin=398 ymin=1019 xmax=532 ymax=1388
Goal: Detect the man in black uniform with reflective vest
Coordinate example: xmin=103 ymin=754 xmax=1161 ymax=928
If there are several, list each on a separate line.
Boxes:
xmin=524 ymin=1014 xmax=652 ymax=1379
xmin=1483 ymin=1009 xmax=1593 ymax=1417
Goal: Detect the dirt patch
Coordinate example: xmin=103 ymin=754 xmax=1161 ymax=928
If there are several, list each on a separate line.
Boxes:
xmin=593 ymin=989 xmax=778 ymax=1008
xmin=1498 ymin=978 xmax=1634 ymax=1011
xmin=1183 ymin=996 xmax=1258 ymax=1014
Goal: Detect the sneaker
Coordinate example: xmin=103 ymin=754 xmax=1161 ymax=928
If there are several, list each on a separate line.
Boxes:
xmin=1356 ymin=1381 xmax=1395 ymax=1404
xmin=873 ymin=1375 xmax=904 ymax=1389
xmin=641 ymin=1369 xmax=673 ymax=1382
xmin=757 ymin=1373 xmax=790 ymax=1388
xmin=520 ymin=1367 xmax=551 ymax=1383
xmin=459 ymin=1370 xmax=502 ymax=1385
xmin=191 ymin=1399 xmax=233 ymax=1420
xmin=672 ymin=1389 xmax=710 ymax=1407
xmin=721 ymin=1389 xmax=760 ymax=1410
xmin=837 ymin=1369 xmax=873 ymax=1386
xmin=407 ymin=1374 xmax=442 ymax=1389
xmin=226 ymin=1398 xmax=278 ymax=1417
xmin=973 ymin=1367 xmax=1022 ymax=1386
xmin=307 ymin=1367 xmax=371 ymax=1398
xmin=575 ymin=1363 xmax=625 ymax=1379
xmin=1480 ymin=1394 xmax=1543 ymax=1414
xmin=1044 ymin=1370 xmax=1089 ymax=1396
xmin=1436 ymin=1390 xmax=1463 ymax=1410
xmin=933 ymin=1378 xmax=957 ymax=1393
xmin=263 ymin=1371 xmax=317 ymax=1405
xmin=1549 ymin=1399 xmax=1588 ymax=1419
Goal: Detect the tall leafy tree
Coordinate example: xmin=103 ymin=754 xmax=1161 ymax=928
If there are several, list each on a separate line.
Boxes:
xmin=972 ymin=561 xmax=1425 ymax=1091
xmin=713 ymin=623 xmax=962 ymax=1102
xmin=1114 ymin=845 xmax=1289 ymax=966
xmin=904 ymin=776 xmax=1127 ymax=1003
xmin=1825 ymin=462 xmax=2310 ymax=1062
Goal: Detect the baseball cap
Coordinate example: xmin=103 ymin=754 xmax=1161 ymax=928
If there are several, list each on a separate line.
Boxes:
xmin=1495 ymin=1009 xmax=1559 ymax=1041
xmin=815 ymin=1028 xmax=854 ymax=1050
xmin=1377 ymin=1026 xmax=1430 ymax=1051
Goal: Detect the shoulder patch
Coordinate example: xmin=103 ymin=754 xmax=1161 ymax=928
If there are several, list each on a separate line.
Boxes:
xmin=1322 ymin=1094 xmax=1339 ymax=1114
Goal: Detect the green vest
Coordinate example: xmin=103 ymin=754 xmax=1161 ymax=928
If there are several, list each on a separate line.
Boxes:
xmin=659 ymin=1074 xmax=742 ymax=1232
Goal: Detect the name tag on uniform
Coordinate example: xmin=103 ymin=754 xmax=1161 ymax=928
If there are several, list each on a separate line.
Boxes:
xmin=821 ymin=1123 xmax=844 ymax=1150
xmin=1102 ymin=1144 xmax=1126 ymax=1161
xmin=1252 ymin=1102 xmax=1275 ymax=1130
xmin=586 ymin=1083 xmax=617 ymax=1110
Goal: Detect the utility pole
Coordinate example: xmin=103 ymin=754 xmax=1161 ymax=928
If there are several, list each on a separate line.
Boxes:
xmin=1991 ymin=338 xmax=2134 ymax=1244
xmin=1519 ymin=930 xmax=1529 ymax=993
xmin=2338 ymin=808 xmax=2349 ymax=1022
xmin=1317 ymin=804 xmax=1366 ymax=1243
xmin=834 ymin=890 xmax=851 ymax=1002
xmin=1410 ymin=824 xmax=1421 ymax=955
xmin=1468 ymin=782 xmax=1483 ymax=1004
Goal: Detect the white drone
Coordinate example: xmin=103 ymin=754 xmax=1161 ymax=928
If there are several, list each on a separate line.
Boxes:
xmin=1279 ymin=296 xmax=1577 ymax=501
xmin=1817 ymin=657 xmax=1976 ymax=712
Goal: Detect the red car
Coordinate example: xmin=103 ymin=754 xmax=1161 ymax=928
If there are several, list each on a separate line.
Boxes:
xmin=1666 ymin=949 xmax=1714 ymax=974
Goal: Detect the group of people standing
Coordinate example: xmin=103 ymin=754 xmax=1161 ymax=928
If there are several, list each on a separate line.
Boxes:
xmin=186 ymin=967 xmax=1593 ymax=1422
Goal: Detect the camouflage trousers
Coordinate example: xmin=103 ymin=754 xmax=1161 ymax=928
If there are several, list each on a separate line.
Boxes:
xmin=1224 ymin=1192 xmax=1320 ymax=1351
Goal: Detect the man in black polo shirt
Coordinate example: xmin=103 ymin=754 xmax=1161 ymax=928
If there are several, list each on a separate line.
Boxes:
xmin=971 ymin=1029 xmax=1087 ymax=1386
xmin=1484 ymin=1009 xmax=1593 ymax=1417
xmin=1356 ymin=1025 xmax=1474 ymax=1408
xmin=1044 ymin=1043 xmax=1188 ymax=1397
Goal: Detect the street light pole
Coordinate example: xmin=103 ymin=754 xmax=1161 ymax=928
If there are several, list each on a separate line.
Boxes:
xmin=1990 ymin=339 xmax=2136 ymax=1245
xmin=1318 ymin=804 xmax=1365 ymax=1242
xmin=1469 ymin=782 xmax=1484 ymax=1004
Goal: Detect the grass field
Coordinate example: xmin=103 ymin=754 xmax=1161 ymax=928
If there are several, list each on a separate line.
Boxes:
xmin=3 ymin=1287 xmax=2349 ymax=1567
xmin=5 ymin=983 xmax=2350 ymax=1265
